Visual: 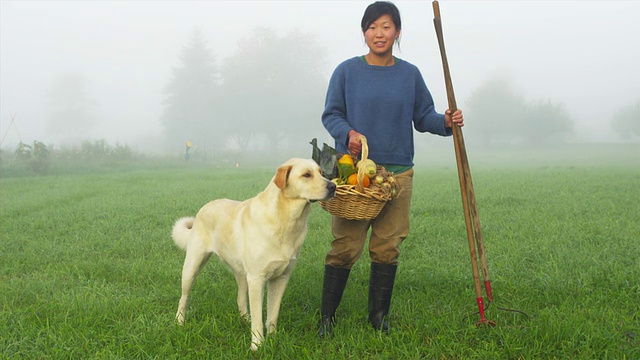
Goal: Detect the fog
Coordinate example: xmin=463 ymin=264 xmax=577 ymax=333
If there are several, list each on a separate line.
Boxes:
xmin=1 ymin=0 xmax=639 ymax=154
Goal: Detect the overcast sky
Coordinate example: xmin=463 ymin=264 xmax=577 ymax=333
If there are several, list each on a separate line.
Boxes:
xmin=1 ymin=0 xmax=639 ymax=149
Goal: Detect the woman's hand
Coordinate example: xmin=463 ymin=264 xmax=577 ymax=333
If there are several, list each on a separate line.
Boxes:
xmin=347 ymin=130 xmax=364 ymax=155
xmin=445 ymin=109 xmax=464 ymax=128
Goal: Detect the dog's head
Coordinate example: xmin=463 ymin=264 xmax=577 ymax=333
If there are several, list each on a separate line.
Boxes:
xmin=274 ymin=158 xmax=336 ymax=202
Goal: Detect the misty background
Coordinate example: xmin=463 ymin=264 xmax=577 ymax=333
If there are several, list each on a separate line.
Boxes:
xmin=1 ymin=0 xmax=639 ymax=164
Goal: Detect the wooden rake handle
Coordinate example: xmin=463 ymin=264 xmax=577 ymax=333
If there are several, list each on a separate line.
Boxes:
xmin=432 ymin=1 xmax=494 ymax=326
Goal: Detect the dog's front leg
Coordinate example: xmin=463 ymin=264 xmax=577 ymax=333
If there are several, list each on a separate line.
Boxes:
xmin=247 ymin=275 xmax=265 ymax=351
xmin=266 ymin=273 xmax=291 ymax=334
xmin=234 ymin=273 xmax=249 ymax=320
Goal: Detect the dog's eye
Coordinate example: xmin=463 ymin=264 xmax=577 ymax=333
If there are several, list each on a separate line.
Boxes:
xmin=302 ymin=172 xmax=312 ymax=178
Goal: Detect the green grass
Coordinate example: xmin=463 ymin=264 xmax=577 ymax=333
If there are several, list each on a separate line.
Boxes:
xmin=1 ymin=144 xmax=639 ymax=359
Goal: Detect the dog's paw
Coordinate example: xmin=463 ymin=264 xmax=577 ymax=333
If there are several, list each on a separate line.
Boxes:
xmin=251 ymin=334 xmax=263 ymax=351
xmin=240 ymin=312 xmax=250 ymax=322
xmin=175 ymin=312 xmax=186 ymax=326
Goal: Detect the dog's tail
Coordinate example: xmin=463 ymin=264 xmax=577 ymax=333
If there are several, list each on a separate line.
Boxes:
xmin=172 ymin=217 xmax=195 ymax=251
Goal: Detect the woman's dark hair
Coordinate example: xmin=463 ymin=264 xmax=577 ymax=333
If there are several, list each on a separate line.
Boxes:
xmin=361 ymin=1 xmax=402 ymax=33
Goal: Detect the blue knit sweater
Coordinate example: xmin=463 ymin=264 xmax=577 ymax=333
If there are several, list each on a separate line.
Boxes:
xmin=322 ymin=56 xmax=452 ymax=167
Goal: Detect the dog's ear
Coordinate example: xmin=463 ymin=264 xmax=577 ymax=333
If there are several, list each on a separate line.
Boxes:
xmin=274 ymin=164 xmax=292 ymax=190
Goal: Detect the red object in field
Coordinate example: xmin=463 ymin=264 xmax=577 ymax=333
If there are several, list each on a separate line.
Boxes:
xmin=475 ymin=297 xmax=497 ymax=327
xmin=484 ymin=281 xmax=493 ymax=303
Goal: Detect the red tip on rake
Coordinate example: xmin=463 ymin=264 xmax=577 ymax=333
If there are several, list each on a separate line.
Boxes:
xmin=475 ymin=297 xmax=497 ymax=327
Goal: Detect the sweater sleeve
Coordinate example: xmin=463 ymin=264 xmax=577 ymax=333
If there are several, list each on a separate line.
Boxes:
xmin=321 ymin=63 xmax=353 ymax=149
xmin=413 ymin=68 xmax=452 ymax=137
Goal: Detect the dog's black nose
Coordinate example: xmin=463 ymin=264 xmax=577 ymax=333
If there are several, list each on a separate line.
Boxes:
xmin=327 ymin=181 xmax=336 ymax=197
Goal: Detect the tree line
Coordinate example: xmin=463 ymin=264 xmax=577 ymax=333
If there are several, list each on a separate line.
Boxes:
xmin=40 ymin=27 xmax=638 ymax=158
xmin=160 ymin=28 xmax=638 ymax=157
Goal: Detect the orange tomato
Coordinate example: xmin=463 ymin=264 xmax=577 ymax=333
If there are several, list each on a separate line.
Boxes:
xmin=347 ymin=173 xmax=357 ymax=185
xmin=347 ymin=173 xmax=370 ymax=187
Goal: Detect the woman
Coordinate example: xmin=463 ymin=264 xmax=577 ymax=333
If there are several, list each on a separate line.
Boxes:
xmin=319 ymin=1 xmax=464 ymax=337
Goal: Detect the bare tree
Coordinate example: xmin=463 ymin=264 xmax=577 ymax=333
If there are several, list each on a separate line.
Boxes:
xmin=220 ymin=27 xmax=328 ymax=153
xmin=464 ymin=74 xmax=527 ymax=146
xmin=465 ymin=74 xmax=574 ymax=146
xmin=160 ymin=28 xmax=222 ymax=154
xmin=45 ymin=72 xmax=97 ymax=143
xmin=522 ymin=99 xmax=573 ymax=145
xmin=611 ymin=99 xmax=640 ymax=141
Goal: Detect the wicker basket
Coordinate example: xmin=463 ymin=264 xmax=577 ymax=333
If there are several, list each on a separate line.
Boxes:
xmin=320 ymin=136 xmax=394 ymax=220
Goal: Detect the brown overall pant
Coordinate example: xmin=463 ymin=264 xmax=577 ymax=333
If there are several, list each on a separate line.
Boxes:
xmin=325 ymin=169 xmax=414 ymax=268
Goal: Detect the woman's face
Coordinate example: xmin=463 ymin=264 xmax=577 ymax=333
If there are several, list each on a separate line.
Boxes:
xmin=364 ymin=14 xmax=400 ymax=57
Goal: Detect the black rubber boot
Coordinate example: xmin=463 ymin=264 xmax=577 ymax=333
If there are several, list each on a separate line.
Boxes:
xmin=368 ymin=262 xmax=398 ymax=333
xmin=318 ymin=264 xmax=350 ymax=338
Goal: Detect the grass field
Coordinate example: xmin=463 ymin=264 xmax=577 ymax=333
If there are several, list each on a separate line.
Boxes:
xmin=1 ymin=144 xmax=639 ymax=359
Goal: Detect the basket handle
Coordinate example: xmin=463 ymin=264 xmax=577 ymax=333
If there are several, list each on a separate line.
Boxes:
xmin=355 ymin=136 xmax=369 ymax=193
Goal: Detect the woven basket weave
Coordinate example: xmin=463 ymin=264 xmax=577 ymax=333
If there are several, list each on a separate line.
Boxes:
xmin=320 ymin=136 xmax=392 ymax=220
